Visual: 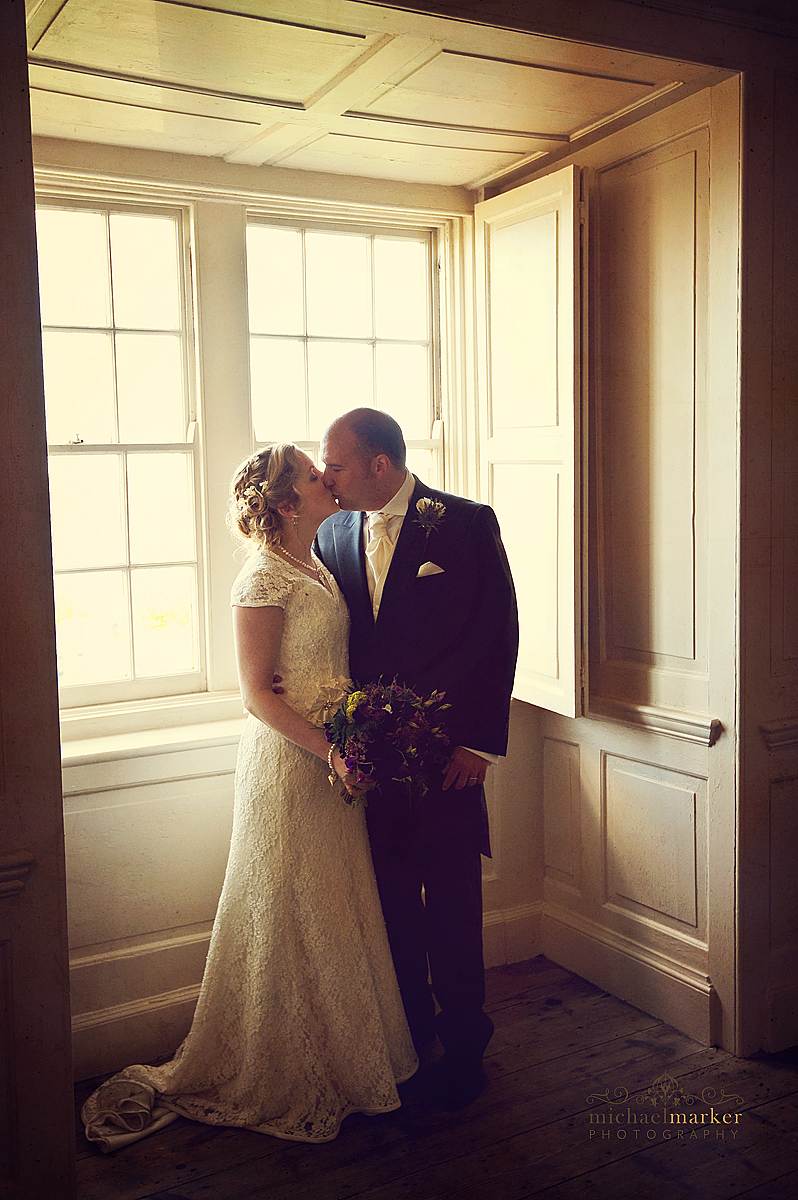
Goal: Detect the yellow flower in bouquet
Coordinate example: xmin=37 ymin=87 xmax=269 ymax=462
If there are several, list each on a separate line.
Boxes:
xmin=325 ymin=679 xmax=451 ymax=807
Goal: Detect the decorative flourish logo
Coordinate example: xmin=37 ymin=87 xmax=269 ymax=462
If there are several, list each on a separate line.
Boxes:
xmin=586 ymin=1071 xmax=745 ymax=1143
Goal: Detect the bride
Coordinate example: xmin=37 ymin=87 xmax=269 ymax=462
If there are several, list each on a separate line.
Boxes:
xmin=83 ymin=444 xmax=417 ymax=1151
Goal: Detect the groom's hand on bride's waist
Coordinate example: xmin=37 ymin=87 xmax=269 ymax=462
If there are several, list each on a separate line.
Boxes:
xmin=442 ymin=746 xmax=488 ymax=791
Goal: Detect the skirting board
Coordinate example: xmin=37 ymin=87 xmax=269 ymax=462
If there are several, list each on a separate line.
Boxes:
xmin=541 ymin=911 xmax=720 ymax=1046
xmin=72 ymin=986 xmax=199 ymax=1082
xmin=72 ymin=903 xmax=543 ymax=1081
xmin=483 ymin=902 xmax=542 ymax=969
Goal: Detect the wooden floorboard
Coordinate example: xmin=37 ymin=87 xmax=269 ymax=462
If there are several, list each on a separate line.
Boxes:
xmin=74 ymin=957 xmax=798 ymax=1199
xmin=735 ymin=1168 xmax=798 ymax=1199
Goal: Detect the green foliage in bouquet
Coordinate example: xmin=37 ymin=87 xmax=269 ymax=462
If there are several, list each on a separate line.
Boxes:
xmin=324 ymin=679 xmax=451 ymax=806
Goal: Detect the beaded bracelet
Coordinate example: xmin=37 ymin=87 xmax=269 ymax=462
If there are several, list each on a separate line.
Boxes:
xmin=327 ymin=744 xmax=337 ymax=786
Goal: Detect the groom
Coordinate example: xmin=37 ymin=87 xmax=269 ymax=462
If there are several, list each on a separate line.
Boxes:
xmin=316 ymin=408 xmax=518 ymax=1108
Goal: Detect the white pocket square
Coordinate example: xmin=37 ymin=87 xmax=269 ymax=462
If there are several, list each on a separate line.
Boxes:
xmin=417 ymin=561 xmax=445 ymax=578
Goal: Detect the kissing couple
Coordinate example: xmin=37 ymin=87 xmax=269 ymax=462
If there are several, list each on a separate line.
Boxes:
xmin=83 ymin=407 xmax=518 ymax=1151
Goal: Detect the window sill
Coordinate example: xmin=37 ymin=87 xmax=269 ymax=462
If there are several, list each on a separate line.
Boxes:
xmin=60 ymin=693 xmax=247 ymax=793
xmin=61 ymin=713 xmax=246 ymax=797
xmin=61 ymin=717 xmax=245 ymax=769
xmin=59 ymin=690 xmax=245 ymax=743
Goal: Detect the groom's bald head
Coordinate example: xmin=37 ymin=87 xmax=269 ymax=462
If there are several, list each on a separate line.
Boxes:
xmin=322 ymin=409 xmax=407 ymax=511
xmin=327 ymin=408 xmax=406 ymax=470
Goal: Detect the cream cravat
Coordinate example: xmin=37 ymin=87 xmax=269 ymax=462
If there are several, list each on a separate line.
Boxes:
xmin=365 ymin=512 xmax=392 ymax=595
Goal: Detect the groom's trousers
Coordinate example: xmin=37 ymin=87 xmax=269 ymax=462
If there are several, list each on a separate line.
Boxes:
xmin=366 ymin=784 xmax=493 ymax=1065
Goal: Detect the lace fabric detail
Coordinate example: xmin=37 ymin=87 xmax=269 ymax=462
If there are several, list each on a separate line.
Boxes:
xmin=230 ymin=546 xmax=298 ymax=609
xmin=231 ymin=548 xmax=351 ymax=727
xmin=83 ymin=548 xmax=416 ymax=1150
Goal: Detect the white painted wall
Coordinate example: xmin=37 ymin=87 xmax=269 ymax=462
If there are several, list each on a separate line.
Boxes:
xmin=35 ymin=139 xmax=542 ymax=1080
xmin=63 ymin=729 xmax=239 ymax=1079
xmin=403 ymin=0 xmax=798 ymax=1062
xmin=37 ymin=60 xmax=798 ymax=1076
xmin=62 ymin=715 xmax=541 ymax=1082
xmin=529 ymin=80 xmax=742 ymax=1048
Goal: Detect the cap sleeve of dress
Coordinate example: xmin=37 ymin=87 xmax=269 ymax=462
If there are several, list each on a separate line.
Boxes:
xmin=230 ymin=557 xmax=295 ymax=609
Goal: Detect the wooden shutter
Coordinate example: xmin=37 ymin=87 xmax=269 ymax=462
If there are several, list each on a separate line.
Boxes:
xmin=476 ymin=165 xmax=584 ymax=717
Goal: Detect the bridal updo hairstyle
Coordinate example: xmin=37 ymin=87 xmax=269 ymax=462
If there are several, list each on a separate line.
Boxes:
xmin=229 ymin=444 xmax=303 ymax=548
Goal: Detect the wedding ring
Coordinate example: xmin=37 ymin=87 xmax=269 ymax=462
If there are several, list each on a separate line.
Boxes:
xmin=468 ymin=776 xmax=478 ymax=784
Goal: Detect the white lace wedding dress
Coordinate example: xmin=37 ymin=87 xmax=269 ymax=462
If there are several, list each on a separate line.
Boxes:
xmin=83 ymin=547 xmax=417 ymax=1152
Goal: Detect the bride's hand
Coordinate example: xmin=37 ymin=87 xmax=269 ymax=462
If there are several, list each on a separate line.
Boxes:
xmin=344 ymin=772 xmax=375 ymax=799
xmin=331 ymin=748 xmax=375 ymax=799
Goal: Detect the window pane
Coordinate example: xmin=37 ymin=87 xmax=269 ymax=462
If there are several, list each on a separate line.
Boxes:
xmin=250 ymin=338 xmax=307 ymax=442
xmin=55 ymin=570 xmax=130 ymax=687
xmin=376 ymin=344 xmax=430 ymax=439
xmin=49 ymin=455 xmax=126 ymax=570
xmin=132 ymin=566 xmax=197 ymax=677
xmin=247 ymin=226 xmax=304 ymax=335
xmin=110 ymin=213 xmax=181 ymax=330
xmin=38 ymin=201 xmax=200 ymax=704
xmin=42 ymin=330 xmax=116 ymax=445
xmin=406 ymin=447 xmax=435 ymax=485
xmin=116 ymin=333 xmax=185 ymax=443
xmin=375 ymin=237 xmax=429 ymax=341
xmin=36 ymin=208 xmax=110 ymax=328
xmin=305 ymin=231 xmax=371 ymax=338
xmin=128 ymin=453 xmax=194 ymax=564
xmin=307 ymin=341 xmax=372 ymax=439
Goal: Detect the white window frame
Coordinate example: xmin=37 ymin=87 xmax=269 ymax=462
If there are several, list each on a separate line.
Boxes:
xmin=245 ymin=212 xmax=444 ymax=477
xmin=34 ymin=170 xmax=473 ymax=744
xmin=37 ymin=196 xmax=206 ymax=711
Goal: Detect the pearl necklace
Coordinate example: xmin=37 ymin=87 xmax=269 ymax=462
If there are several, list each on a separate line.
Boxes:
xmin=276 ymin=543 xmax=327 ymax=587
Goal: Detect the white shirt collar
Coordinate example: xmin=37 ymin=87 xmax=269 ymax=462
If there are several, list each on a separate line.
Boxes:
xmin=367 ymin=470 xmax=414 ymax=522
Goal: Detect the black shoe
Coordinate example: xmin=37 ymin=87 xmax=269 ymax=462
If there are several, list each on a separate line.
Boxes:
xmin=415 ymin=1038 xmax=442 ymax=1069
xmin=430 ymin=1056 xmax=487 ymax=1111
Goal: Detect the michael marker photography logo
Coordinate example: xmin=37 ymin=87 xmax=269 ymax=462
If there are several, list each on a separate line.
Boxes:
xmin=586 ymin=1071 xmax=745 ymax=1144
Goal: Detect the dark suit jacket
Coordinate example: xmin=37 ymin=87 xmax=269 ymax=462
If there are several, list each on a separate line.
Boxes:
xmin=316 ymin=478 xmax=519 ymax=855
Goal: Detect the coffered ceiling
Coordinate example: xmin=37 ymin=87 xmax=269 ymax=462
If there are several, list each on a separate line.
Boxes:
xmin=26 ymin=0 xmax=730 ymax=189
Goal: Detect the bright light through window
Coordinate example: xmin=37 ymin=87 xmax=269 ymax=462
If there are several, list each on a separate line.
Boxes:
xmin=246 ymin=224 xmax=436 ymax=448
xmin=36 ymin=204 xmax=201 ymax=704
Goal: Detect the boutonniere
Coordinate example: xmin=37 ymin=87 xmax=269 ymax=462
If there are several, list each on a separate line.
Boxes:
xmin=415 ymin=497 xmax=446 ymax=540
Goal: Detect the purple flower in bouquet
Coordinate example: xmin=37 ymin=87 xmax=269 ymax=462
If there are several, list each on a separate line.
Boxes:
xmin=324 ymin=679 xmax=451 ymax=806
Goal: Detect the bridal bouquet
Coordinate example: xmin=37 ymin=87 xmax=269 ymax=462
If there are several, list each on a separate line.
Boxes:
xmin=324 ymin=680 xmax=451 ymax=806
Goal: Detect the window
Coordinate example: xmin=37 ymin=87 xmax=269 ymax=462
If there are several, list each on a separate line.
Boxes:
xmin=36 ymin=203 xmax=202 ymax=708
xmin=246 ymin=221 xmax=442 ymax=481
xmin=35 ymin=187 xmax=451 ymax=730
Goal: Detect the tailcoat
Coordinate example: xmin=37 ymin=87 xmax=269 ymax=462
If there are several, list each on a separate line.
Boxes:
xmin=316 ymin=478 xmax=519 ymax=1055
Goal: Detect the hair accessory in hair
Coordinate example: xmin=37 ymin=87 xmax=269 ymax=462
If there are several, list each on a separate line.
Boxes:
xmin=243 ymin=482 xmax=266 ymax=502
